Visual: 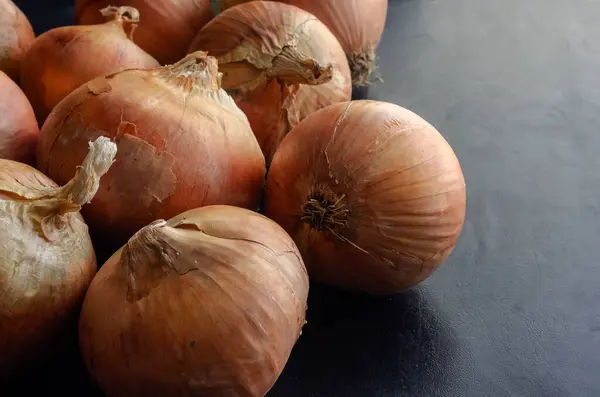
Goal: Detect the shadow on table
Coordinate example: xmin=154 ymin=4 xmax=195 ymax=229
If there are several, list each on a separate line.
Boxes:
xmin=268 ymin=284 xmax=457 ymax=397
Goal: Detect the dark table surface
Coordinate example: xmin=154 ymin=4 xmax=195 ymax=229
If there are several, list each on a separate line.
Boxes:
xmin=11 ymin=0 xmax=600 ymax=396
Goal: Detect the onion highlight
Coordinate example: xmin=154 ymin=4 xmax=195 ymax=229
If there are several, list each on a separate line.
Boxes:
xmin=0 ymin=137 xmax=117 ymax=377
xmin=79 ymin=205 xmax=309 ymax=397
xmin=37 ymin=51 xmax=266 ymax=243
xmin=266 ymin=101 xmax=466 ymax=294
xmin=0 ymin=0 xmax=35 ymax=83
xmin=20 ymin=6 xmax=159 ymax=123
xmin=190 ymin=1 xmax=351 ymax=162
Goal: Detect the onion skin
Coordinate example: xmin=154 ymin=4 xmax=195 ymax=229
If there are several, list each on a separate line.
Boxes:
xmin=79 ymin=205 xmax=309 ymax=397
xmin=190 ymin=1 xmax=351 ymax=163
xmin=0 ymin=71 xmax=39 ymax=164
xmin=37 ymin=51 xmax=266 ymax=243
xmin=75 ymin=0 xmax=213 ymax=64
xmin=220 ymin=0 xmax=388 ymax=86
xmin=20 ymin=6 xmax=159 ymax=123
xmin=0 ymin=0 xmax=35 ymax=83
xmin=0 ymin=137 xmax=117 ymax=377
xmin=265 ymin=101 xmax=466 ymax=295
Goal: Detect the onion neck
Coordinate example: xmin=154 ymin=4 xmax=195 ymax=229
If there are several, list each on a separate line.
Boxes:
xmin=268 ymin=45 xmax=333 ymax=86
xmin=101 ymin=6 xmax=140 ymax=40
xmin=158 ymin=51 xmax=222 ymax=93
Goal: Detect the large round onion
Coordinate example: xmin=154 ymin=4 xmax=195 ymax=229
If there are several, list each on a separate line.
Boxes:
xmin=20 ymin=6 xmax=159 ymax=123
xmin=37 ymin=51 xmax=266 ymax=243
xmin=75 ymin=0 xmax=213 ymax=64
xmin=79 ymin=205 xmax=309 ymax=397
xmin=189 ymin=1 xmax=351 ymax=162
xmin=0 ymin=0 xmax=35 ymax=83
xmin=266 ymin=100 xmax=466 ymax=294
xmin=0 ymin=71 xmax=39 ymax=164
xmin=0 ymin=137 xmax=116 ymax=377
xmin=220 ymin=0 xmax=388 ymax=86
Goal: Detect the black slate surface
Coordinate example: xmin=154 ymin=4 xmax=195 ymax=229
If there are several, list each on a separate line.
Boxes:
xmin=9 ymin=0 xmax=600 ymax=396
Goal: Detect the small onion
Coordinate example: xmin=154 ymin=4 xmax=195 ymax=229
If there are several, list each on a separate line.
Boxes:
xmin=266 ymin=101 xmax=466 ymax=294
xmin=20 ymin=6 xmax=159 ymax=123
xmin=79 ymin=205 xmax=309 ymax=397
xmin=0 ymin=137 xmax=117 ymax=376
xmin=75 ymin=0 xmax=213 ymax=64
xmin=220 ymin=0 xmax=388 ymax=86
xmin=37 ymin=51 xmax=266 ymax=243
xmin=189 ymin=1 xmax=351 ymax=162
xmin=0 ymin=0 xmax=35 ymax=83
xmin=0 ymin=71 xmax=39 ymax=164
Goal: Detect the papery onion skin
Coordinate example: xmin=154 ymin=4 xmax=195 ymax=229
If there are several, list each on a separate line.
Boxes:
xmin=37 ymin=51 xmax=266 ymax=244
xmin=190 ymin=1 xmax=351 ymax=163
xmin=75 ymin=0 xmax=213 ymax=64
xmin=79 ymin=205 xmax=309 ymax=397
xmin=0 ymin=71 xmax=39 ymax=164
xmin=265 ymin=100 xmax=466 ymax=295
xmin=0 ymin=137 xmax=116 ymax=377
xmin=220 ymin=0 xmax=388 ymax=86
xmin=0 ymin=0 xmax=35 ymax=83
xmin=20 ymin=6 xmax=159 ymax=123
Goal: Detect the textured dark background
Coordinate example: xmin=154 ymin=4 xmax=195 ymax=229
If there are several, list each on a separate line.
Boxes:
xmin=10 ymin=0 xmax=600 ymax=396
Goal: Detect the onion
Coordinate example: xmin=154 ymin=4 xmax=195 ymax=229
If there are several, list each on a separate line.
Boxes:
xmin=0 ymin=0 xmax=35 ymax=83
xmin=37 ymin=51 xmax=266 ymax=243
xmin=265 ymin=101 xmax=466 ymax=294
xmin=189 ymin=1 xmax=351 ymax=162
xmin=220 ymin=0 xmax=388 ymax=86
xmin=75 ymin=0 xmax=213 ymax=64
xmin=0 ymin=137 xmax=117 ymax=376
xmin=0 ymin=71 xmax=39 ymax=164
xmin=79 ymin=205 xmax=309 ymax=397
xmin=20 ymin=6 xmax=159 ymax=123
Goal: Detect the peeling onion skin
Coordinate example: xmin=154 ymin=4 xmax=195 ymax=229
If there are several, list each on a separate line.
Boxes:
xmin=190 ymin=1 xmax=352 ymax=163
xmin=0 ymin=137 xmax=116 ymax=377
xmin=265 ymin=101 xmax=467 ymax=295
xmin=0 ymin=71 xmax=39 ymax=164
xmin=20 ymin=6 xmax=159 ymax=124
xmin=37 ymin=52 xmax=266 ymax=244
xmin=79 ymin=205 xmax=309 ymax=397
xmin=220 ymin=0 xmax=388 ymax=86
xmin=0 ymin=0 xmax=35 ymax=83
xmin=75 ymin=0 xmax=213 ymax=64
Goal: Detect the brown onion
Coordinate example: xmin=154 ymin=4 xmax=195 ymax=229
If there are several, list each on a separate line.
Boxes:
xmin=265 ymin=100 xmax=466 ymax=294
xmin=220 ymin=0 xmax=388 ymax=86
xmin=79 ymin=205 xmax=309 ymax=397
xmin=0 ymin=0 xmax=35 ymax=83
xmin=20 ymin=6 xmax=159 ymax=123
xmin=189 ymin=1 xmax=351 ymax=162
xmin=0 ymin=137 xmax=117 ymax=376
xmin=0 ymin=71 xmax=39 ymax=164
xmin=37 ymin=51 xmax=266 ymax=243
xmin=75 ymin=0 xmax=213 ymax=64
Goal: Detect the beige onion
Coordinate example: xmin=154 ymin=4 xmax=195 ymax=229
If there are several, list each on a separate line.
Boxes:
xmin=0 ymin=0 xmax=35 ymax=83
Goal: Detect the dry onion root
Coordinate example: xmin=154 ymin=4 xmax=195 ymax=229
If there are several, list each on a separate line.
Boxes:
xmin=220 ymin=0 xmax=388 ymax=86
xmin=0 ymin=137 xmax=117 ymax=377
xmin=190 ymin=1 xmax=352 ymax=162
xmin=0 ymin=0 xmax=35 ymax=83
xmin=75 ymin=0 xmax=213 ymax=64
xmin=37 ymin=51 xmax=266 ymax=243
xmin=0 ymin=71 xmax=39 ymax=164
xmin=266 ymin=101 xmax=467 ymax=295
xmin=20 ymin=6 xmax=159 ymax=123
xmin=79 ymin=206 xmax=309 ymax=397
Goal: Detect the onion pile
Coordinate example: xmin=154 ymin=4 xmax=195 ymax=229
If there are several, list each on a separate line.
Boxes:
xmin=266 ymin=101 xmax=466 ymax=294
xmin=0 ymin=137 xmax=117 ymax=377
xmin=37 ymin=51 xmax=266 ymax=243
xmin=75 ymin=0 xmax=213 ymax=64
xmin=220 ymin=0 xmax=388 ymax=86
xmin=0 ymin=71 xmax=39 ymax=164
xmin=0 ymin=0 xmax=35 ymax=83
xmin=20 ymin=6 xmax=159 ymax=123
xmin=79 ymin=205 xmax=309 ymax=397
xmin=189 ymin=1 xmax=351 ymax=162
